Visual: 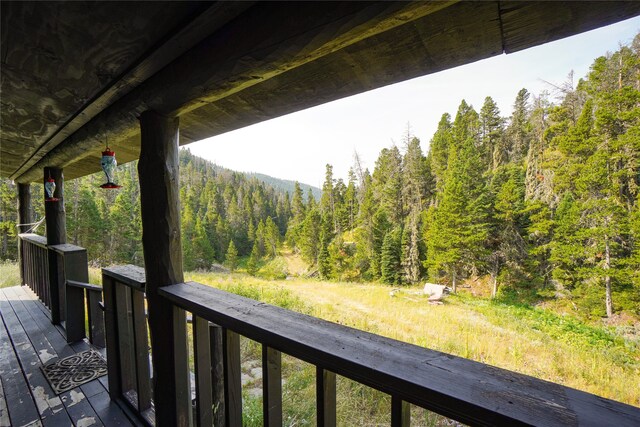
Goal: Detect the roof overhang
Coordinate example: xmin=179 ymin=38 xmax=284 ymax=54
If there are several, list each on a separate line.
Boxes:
xmin=3 ymin=1 xmax=640 ymax=183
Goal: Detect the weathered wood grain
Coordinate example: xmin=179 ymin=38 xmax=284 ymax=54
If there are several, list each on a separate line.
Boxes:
xmin=160 ymin=281 xmax=640 ymax=427
xmin=209 ymin=323 xmax=225 ymax=427
xmin=1 ymin=1 xmax=213 ymax=178
xmin=138 ymin=110 xmax=190 ymax=427
xmin=0 ymin=288 xmax=72 ymax=425
xmin=0 ymin=291 xmax=40 ymax=427
xmin=102 ymin=264 xmax=145 ymax=290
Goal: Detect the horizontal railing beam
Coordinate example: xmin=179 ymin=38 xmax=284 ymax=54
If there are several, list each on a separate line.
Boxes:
xmin=67 ymin=280 xmax=102 ymax=292
xmin=159 ymin=281 xmax=640 ymax=427
xmin=18 ymin=233 xmax=48 ymax=248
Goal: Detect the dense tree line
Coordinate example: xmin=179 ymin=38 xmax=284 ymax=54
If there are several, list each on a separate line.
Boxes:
xmin=285 ymin=37 xmax=640 ymax=318
xmin=0 ymin=150 xmax=294 ymax=270
xmin=1 ymin=37 xmax=638 ymax=318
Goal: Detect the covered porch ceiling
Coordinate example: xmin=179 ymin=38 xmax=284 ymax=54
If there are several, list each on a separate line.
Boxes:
xmin=2 ymin=1 xmax=640 ymax=184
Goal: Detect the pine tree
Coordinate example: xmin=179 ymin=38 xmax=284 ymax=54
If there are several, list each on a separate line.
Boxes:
xmin=429 ymin=113 xmax=453 ymax=196
xmin=225 ymin=240 xmax=238 ymax=272
xmin=479 ymin=96 xmax=504 ymax=171
xmin=426 ymin=101 xmax=490 ymax=291
xmin=487 ymin=165 xmax=528 ymax=297
xmin=504 ymin=89 xmax=532 ymax=164
xmin=401 ymin=210 xmax=421 ymax=284
xmin=380 ymin=227 xmax=401 ymax=285
xmin=247 ymin=242 xmax=260 ymax=276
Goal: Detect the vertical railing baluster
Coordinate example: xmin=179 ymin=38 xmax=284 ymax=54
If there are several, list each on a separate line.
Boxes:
xmin=102 ymin=274 xmax=122 ymax=399
xmin=391 ymin=396 xmax=410 ymax=427
xmin=210 ymin=323 xmax=225 ymax=426
xmin=224 ymin=328 xmax=242 ymax=426
xmin=87 ymin=289 xmax=105 ymax=347
xmin=317 ymin=367 xmax=336 ymax=427
xmin=131 ymin=287 xmax=152 ymax=412
xmin=262 ymin=346 xmax=282 ymax=427
xmin=115 ymin=283 xmax=136 ymax=399
xmin=35 ymin=247 xmax=40 ymax=299
xmin=172 ymin=305 xmax=192 ymax=426
xmin=65 ymin=280 xmax=85 ymax=342
xmin=194 ymin=316 xmax=213 ymax=426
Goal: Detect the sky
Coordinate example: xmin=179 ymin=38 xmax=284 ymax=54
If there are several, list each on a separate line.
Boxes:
xmin=187 ymin=16 xmax=640 ymax=188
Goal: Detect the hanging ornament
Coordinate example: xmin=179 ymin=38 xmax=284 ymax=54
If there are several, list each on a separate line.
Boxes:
xmin=100 ymin=144 xmax=122 ymax=189
xmin=45 ymin=173 xmax=59 ymax=202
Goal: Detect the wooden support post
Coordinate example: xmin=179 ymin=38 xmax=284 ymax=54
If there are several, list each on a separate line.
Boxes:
xmin=138 ymin=111 xmax=191 ymax=427
xmin=44 ymin=167 xmax=66 ymax=324
xmin=316 ymin=367 xmax=336 ymax=427
xmin=17 ymin=183 xmax=31 ymax=286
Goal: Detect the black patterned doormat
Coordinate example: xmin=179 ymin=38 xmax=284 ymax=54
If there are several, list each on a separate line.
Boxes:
xmin=41 ymin=350 xmax=107 ymax=394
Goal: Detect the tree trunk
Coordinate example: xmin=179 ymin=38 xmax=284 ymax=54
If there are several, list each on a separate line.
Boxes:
xmin=604 ymin=237 xmax=613 ymax=318
xmin=451 ymin=267 xmax=457 ymax=294
xmin=491 ymin=272 xmax=498 ymax=299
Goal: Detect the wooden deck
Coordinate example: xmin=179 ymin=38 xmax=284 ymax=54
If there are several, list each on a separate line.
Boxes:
xmin=0 ymin=285 xmax=137 ymax=427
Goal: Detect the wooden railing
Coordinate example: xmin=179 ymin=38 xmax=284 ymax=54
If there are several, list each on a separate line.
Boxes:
xmin=19 ymin=234 xmax=50 ymax=308
xmin=19 ymin=233 xmax=104 ymax=346
xmin=102 ymin=265 xmax=154 ymax=426
xmin=105 ymin=280 xmax=640 ymax=426
xmin=66 ymin=280 xmax=106 ymax=347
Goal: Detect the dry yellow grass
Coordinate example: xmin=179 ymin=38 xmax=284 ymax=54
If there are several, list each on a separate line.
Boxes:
xmin=186 ymin=271 xmax=640 ymax=408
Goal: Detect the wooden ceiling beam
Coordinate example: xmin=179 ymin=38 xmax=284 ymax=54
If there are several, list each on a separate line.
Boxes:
xmin=9 ymin=2 xmax=252 ymax=181
xmin=14 ymin=1 xmax=455 ymax=182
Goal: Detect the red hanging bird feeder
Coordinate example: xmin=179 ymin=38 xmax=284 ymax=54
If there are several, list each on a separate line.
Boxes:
xmin=44 ymin=174 xmax=59 ymax=202
xmin=100 ymin=147 xmax=122 ymax=189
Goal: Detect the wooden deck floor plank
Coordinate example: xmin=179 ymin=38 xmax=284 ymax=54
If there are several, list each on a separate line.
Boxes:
xmin=16 ymin=287 xmax=125 ymax=426
xmin=3 ymin=287 xmax=59 ymax=366
xmin=0 ymin=290 xmax=43 ymax=427
xmin=80 ymin=379 xmax=107 ymax=399
xmin=0 ymin=289 xmax=72 ymax=425
xmin=60 ymin=389 xmax=105 ymax=427
xmin=87 ymin=391 xmax=137 ymax=426
xmin=19 ymin=287 xmax=134 ymax=426
xmin=0 ymin=378 xmax=10 ymax=427
xmin=15 ymin=287 xmax=75 ymax=359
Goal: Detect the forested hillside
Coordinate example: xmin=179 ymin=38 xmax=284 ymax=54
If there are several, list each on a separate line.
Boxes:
xmin=285 ymin=36 xmax=640 ymax=319
xmin=1 ymin=36 xmax=638 ymax=319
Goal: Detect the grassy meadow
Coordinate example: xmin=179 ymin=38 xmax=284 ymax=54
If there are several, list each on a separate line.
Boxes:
xmin=186 ymin=269 xmax=639 ymax=426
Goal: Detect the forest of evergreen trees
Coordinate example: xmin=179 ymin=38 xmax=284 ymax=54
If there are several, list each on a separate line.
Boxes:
xmin=0 ymin=36 xmax=638 ymax=318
